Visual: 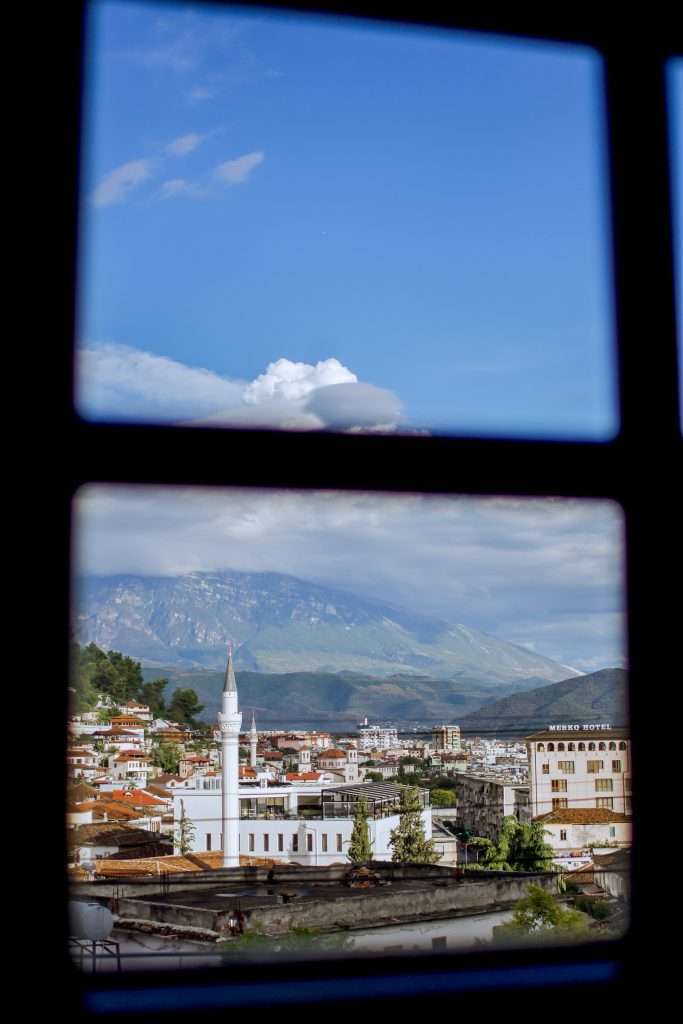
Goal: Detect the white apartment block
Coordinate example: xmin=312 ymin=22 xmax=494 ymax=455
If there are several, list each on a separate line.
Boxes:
xmin=173 ymin=779 xmax=432 ymax=866
xmin=358 ymin=726 xmax=400 ymax=752
xmin=452 ymin=772 xmax=530 ymax=840
xmin=526 ymin=727 xmax=631 ymax=818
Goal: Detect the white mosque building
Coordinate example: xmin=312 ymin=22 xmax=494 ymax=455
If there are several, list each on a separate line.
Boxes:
xmin=173 ymin=647 xmax=432 ymax=866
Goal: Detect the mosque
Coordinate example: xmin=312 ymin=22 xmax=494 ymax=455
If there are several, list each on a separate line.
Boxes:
xmin=172 ymin=647 xmax=432 ymax=866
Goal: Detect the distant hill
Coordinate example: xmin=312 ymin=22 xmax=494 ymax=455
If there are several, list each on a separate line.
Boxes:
xmin=77 ymin=569 xmax=578 ymax=686
xmin=141 ymin=666 xmax=553 ymax=730
xmin=457 ymin=668 xmax=628 ymax=738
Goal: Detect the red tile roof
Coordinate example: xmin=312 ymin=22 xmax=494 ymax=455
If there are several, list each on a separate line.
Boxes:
xmin=535 ymin=808 xmax=632 ymax=825
xmin=319 ymin=749 xmax=346 ymax=759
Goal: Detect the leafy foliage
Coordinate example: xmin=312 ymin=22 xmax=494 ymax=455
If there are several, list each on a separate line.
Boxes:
xmin=140 ymin=678 xmax=169 ymax=718
xmin=168 ymin=688 xmax=205 ymax=728
xmin=389 ymin=787 xmax=439 ymax=864
xmin=493 ymin=884 xmax=591 ymax=943
xmin=430 ymin=788 xmax=457 ymax=808
xmin=468 ymin=816 xmax=554 ymax=872
xmin=154 ymin=743 xmax=181 ymax=775
xmin=71 ymin=642 xmax=170 ymax=715
xmin=348 ymin=797 xmax=373 ymax=863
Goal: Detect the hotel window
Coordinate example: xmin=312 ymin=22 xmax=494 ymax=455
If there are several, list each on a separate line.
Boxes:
xmin=292 ymin=835 xmax=299 ymax=853
xmin=277 ymin=834 xmax=284 ymax=852
xmin=619 ymin=741 xmax=627 ymax=751
xmin=599 ymin=742 xmax=607 ymax=750
xmin=560 ymin=830 xmax=568 ymax=841
xmin=263 ymin=834 xmax=270 ymax=852
xmin=322 ymin=834 xmax=328 ymax=853
xmin=596 ymin=797 xmax=614 ymax=808
xmin=568 ymin=743 xmax=575 ymax=751
xmin=625 ymin=797 xmax=633 ymax=814
xmin=596 ymin=778 xmax=614 ymax=792
xmin=557 ymin=743 xmax=565 ymax=751
xmin=609 ymin=827 xmax=616 ymax=837
xmin=588 ymin=742 xmax=597 ymax=751
xmin=307 ymin=833 xmax=314 ymax=852
xmin=248 ymin=833 xmax=255 ymax=852
xmin=578 ymin=742 xmax=586 ymax=751
xmin=552 ymin=779 xmax=568 ymax=792
xmin=206 ymin=834 xmax=212 ymax=851
xmin=612 ymin=760 xmax=623 ymax=773
xmin=337 ymin=834 xmax=343 ymax=853
xmin=542 ymin=763 xmax=550 ymax=775
xmin=552 ymin=798 xmax=569 ymax=809
xmin=587 ymin=760 xmax=604 ymax=773
xmin=609 ymin=741 xmax=617 ymax=750
xmin=557 ymin=761 xmax=575 ymax=773
xmin=547 ymin=743 xmax=555 ymax=752
xmin=537 ymin=744 xmax=545 ymax=752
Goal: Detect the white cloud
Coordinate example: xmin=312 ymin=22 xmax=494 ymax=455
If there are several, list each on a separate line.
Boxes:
xmin=77 ymin=344 xmax=245 ymax=422
xmin=189 ymin=87 xmax=213 ymax=101
xmin=244 ymin=358 xmax=357 ymax=405
xmin=306 ymin=381 xmax=402 ymax=429
xmin=166 ymin=133 xmax=203 ymax=156
xmin=77 ymin=346 xmax=403 ymax=433
xmin=92 ymin=159 xmax=154 ymax=208
xmin=215 ymin=151 xmax=264 ymax=186
xmin=159 ymin=178 xmax=207 ymax=200
xmin=74 ymin=487 xmax=626 ymax=671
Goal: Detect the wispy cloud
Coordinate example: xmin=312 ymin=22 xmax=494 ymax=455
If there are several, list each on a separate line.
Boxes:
xmin=215 ymin=151 xmax=264 ymax=186
xmin=159 ymin=178 xmax=208 ymax=200
xmin=91 ymin=159 xmax=154 ymax=208
xmin=189 ymin=86 xmax=213 ymax=101
xmin=165 ymin=133 xmax=203 ymax=157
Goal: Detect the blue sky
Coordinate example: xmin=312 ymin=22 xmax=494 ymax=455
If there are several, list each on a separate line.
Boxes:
xmin=77 ymin=1 xmax=618 ymax=437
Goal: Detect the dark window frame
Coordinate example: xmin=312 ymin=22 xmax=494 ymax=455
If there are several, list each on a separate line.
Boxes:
xmin=50 ymin=1 xmax=682 ymax=1017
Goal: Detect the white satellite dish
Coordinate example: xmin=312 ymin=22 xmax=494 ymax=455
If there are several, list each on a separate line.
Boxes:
xmin=69 ymin=901 xmax=114 ymax=941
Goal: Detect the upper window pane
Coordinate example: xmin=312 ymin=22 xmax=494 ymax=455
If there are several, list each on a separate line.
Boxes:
xmin=76 ymin=1 xmax=617 ymax=438
xmin=669 ymin=58 xmax=683 ymax=425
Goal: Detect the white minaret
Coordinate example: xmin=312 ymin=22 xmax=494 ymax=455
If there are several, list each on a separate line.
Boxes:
xmin=219 ymin=644 xmax=242 ymax=867
xmin=250 ymin=712 xmax=258 ymax=769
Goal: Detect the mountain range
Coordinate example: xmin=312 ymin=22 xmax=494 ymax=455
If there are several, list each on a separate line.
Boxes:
xmin=457 ymin=668 xmax=628 ymax=737
xmin=76 ymin=569 xmax=579 ymax=685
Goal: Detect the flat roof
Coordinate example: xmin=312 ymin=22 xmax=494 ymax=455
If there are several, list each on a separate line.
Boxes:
xmin=525 ymin=727 xmax=629 ymax=741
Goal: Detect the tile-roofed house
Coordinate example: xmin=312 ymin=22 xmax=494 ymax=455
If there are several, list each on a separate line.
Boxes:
xmin=67 ymin=822 xmax=172 ymax=863
xmin=534 ymin=807 xmax=632 ymax=856
xmin=109 ymin=788 xmax=167 ymax=807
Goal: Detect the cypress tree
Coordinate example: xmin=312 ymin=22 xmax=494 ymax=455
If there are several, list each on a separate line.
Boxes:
xmin=389 ymin=786 xmax=439 ymax=864
xmin=348 ymin=796 xmax=373 ymax=862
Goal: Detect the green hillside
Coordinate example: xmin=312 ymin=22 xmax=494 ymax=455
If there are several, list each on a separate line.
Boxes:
xmin=457 ymin=668 xmax=628 ymax=737
xmin=143 ymin=666 xmax=536 ymax=729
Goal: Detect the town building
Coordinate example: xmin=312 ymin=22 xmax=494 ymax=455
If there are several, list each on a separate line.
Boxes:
xmin=358 ymin=725 xmax=399 ymax=751
xmin=452 ymin=772 xmax=530 ymax=841
xmin=525 ymin=727 xmax=631 ymax=818
xmin=432 ymin=725 xmax=461 ymax=753
xmin=175 ymin=651 xmax=433 ymax=865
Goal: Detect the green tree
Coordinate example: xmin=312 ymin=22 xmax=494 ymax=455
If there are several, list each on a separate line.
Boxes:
xmin=140 ymin=678 xmax=169 ymax=718
xmin=389 ymin=786 xmax=439 ymax=864
xmin=348 ymin=797 xmax=373 ymax=863
xmin=365 ymin=771 xmax=384 ymax=783
xmin=430 ymin=788 xmax=457 ymax=808
xmin=468 ymin=816 xmax=554 ymax=872
xmin=493 ymin=884 xmax=590 ymax=944
xmin=175 ymin=799 xmax=196 ymax=855
xmin=154 ymin=742 xmax=181 ymax=775
xmin=168 ymin=688 xmax=204 ymax=728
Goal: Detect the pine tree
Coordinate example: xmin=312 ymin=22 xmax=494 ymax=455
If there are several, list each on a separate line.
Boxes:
xmin=389 ymin=786 xmax=439 ymax=864
xmin=348 ymin=796 xmax=373 ymax=863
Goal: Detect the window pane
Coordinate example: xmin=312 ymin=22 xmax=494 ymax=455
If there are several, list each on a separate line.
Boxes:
xmin=68 ymin=487 xmax=629 ymax=968
xmin=76 ymin=1 xmax=617 ymax=439
xmin=669 ymin=58 xmax=683 ymax=422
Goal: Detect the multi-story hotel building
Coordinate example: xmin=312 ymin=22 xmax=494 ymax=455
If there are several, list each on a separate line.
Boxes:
xmin=526 ymin=726 xmax=631 ymax=818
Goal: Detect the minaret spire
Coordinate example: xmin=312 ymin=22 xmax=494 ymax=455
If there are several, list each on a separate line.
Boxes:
xmin=219 ymin=641 xmax=241 ymax=867
xmin=250 ymin=711 xmax=258 ymax=769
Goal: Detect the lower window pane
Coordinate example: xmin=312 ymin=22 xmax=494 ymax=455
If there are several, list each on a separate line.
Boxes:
xmin=68 ymin=486 xmax=629 ymax=968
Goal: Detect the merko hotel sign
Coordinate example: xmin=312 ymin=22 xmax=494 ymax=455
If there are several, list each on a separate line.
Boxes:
xmin=547 ymin=723 xmax=613 ymax=732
